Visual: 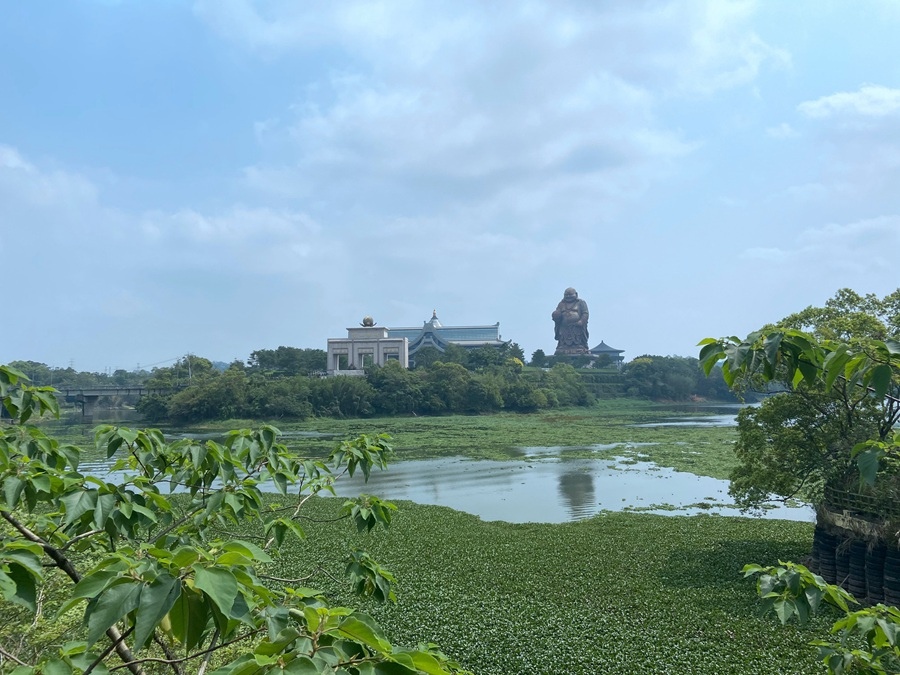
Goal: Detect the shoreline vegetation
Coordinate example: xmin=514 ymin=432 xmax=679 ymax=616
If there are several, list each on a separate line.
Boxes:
xmin=50 ymin=401 xmax=742 ymax=479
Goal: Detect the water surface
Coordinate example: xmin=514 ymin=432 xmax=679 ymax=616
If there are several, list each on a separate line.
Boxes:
xmin=328 ymin=455 xmax=812 ymax=524
xmin=82 ymin=453 xmax=811 ymax=524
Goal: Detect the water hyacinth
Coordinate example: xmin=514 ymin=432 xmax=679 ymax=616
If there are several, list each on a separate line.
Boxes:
xmin=271 ymin=497 xmax=828 ymax=674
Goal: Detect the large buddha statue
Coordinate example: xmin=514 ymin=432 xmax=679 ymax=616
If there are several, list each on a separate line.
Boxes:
xmin=552 ymin=287 xmax=590 ymax=355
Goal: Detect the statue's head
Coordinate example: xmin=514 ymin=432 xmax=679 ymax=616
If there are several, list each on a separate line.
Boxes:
xmin=564 ymin=287 xmax=577 ymax=300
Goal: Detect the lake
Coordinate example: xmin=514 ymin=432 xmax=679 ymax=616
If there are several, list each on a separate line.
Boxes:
xmin=79 ymin=403 xmax=813 ymax=525
xmin=328 ymin=453 xmax=812 ymax=523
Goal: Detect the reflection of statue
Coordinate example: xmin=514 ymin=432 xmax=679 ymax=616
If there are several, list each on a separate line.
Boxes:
xmin=558 ymin=471 xmax=595 ymax=520
xmin=552 ymin=287 xmax=589 ymax=355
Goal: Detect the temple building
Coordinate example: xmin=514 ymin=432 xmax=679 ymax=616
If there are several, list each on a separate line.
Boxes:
xmin=326 ymin=318 xmax=409 ymax=377
xmin=589 ymin=340 xmax=625 ymax=366
xmin=326 ymin=312 xmax=508 ymax=376
xmin=387 ymin=311 xmax=508 ymax=362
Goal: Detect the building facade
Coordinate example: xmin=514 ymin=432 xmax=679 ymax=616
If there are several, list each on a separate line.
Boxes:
xmin=387 ymin=311 xmax=507 ymax=361
xmin=326 ymin=312 xmax=508 ymax=376
xmin=326 ymin=323 xmax=408 ymax=377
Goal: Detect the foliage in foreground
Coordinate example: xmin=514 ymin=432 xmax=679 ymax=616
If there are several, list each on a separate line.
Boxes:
xmin=0 ymin=365 xmax=468 ymax=675
xmin=744 ymin=561 xmax=900 ymax=674
xmin=698 ymin=288 xmax=900 ymax=513
xmin=700 ymin=288 xmax=900 ymax=673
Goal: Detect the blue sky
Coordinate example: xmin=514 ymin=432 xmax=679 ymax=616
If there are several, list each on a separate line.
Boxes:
xmin=2 ymin=1 xmax=900 ymax=373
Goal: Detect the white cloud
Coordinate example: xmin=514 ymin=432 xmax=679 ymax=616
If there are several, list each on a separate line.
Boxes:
xmin=740 ymin=247 xmax=789 ymax=262
xmin=195 ymin=1 xmax=778 ymax=262
xmin=0 ymin=144 xmax=98 ymax=211
xmin=195 ymin=0 xmax=786 ymax=97
xmin=798 ymin=84 xmax=900 ymax=119
xmin=766 ymin=122 xmax=798 ymax=139
xmin=800 ymin=216 xmax=900 ymax=257
xmin=0 ymin=145 xmax=34 ymax=171
xmin=739 ymin=216 xmax=900 ymax=276
xmin=675 ymin=1 xmax=790 ymax=95
xmin=137 ymin=205 xmax=335 ymax=278
xmin=784 ymin=182 xmax=827 ymax=201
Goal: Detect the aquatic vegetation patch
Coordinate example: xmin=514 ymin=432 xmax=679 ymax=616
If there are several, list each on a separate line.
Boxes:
xmin=271 ymin=497 xmax=829 ymax=675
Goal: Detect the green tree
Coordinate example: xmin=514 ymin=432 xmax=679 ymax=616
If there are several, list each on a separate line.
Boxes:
xmin=248 ymin=347 xmax=327 ymax=376
xmin=0 ymin=365 xmax=469 ymax=674
xmin=700 ymin=291 xmax=900 ymax=673
xmin=622 ymin=355 xmax=700 ymax=401
xmin=463 ymin=378 xmax=503 ymax=413
xmin=145 ymin=355 xmax=216 ymax=388
xmin=409 ymin=347 xmax=442 ymax=370
xmin=246 ymin=375 xmax=313 ymax=420
xmin=729 ymin=391 xmax=881 ymax=511
xmin=541 ymin=363 xmax=593 ymax=407
xmin=504 ymin=342 xmax=525 ymax=361
xmin=778 ymin=288 xmax=900 ymax=342
xmin=309 ymin=376 xmax=376 ymax=418
xmin=699 ymin=289 xmax=900 ymax=512
xmin=421 ymin=363 xmax=472 ymax=413
xmin=529 ymin=349 xmax=547 ymax=368
xmin=467 ymin=346 xmax=504 ymax=371
xmin=366 ymin=361 xmax=423 ymax=416
xmin=166 ymin=369 xmax=249 ymax=423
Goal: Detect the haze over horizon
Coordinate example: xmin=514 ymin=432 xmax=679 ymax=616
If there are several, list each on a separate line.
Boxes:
xmin=3 ymin=1 xmax=900 ymax=373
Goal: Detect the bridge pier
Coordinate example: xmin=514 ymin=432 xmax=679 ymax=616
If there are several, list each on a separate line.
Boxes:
xmin=74 ymin=394 xmax=101 ymax=422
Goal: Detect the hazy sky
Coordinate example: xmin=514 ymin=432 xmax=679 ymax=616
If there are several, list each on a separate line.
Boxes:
xmin=3 ymin=1 xmax=900 ymax=373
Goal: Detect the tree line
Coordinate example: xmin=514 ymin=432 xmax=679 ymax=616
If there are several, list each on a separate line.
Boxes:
xmin=138 ymin=357 xmax=594 ymax=423
xmin=11 ymin=344 xmax=735 ymax=424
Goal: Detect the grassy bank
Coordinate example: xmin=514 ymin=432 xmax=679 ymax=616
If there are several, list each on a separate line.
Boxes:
xmin=274 ymin=497 xmax=826 ymax=674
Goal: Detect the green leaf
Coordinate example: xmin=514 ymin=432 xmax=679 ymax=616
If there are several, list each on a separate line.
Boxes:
xmin=169 ymin=588 xmax=209 ymax=651
xmin=337 ymin=613 xmax=392 ymax=654
xmin=855 ymin=446 xmax=884 ymax=486
xmin=774 ymin=599 xmax=794 ymax=625
xmin=2 ymin=547 xmax=44 ymax=578
xmin=5 ymin=563 xmax=37 ymax=611
xmin=193 ymin=566 xmax=239 ymax=619
xmin=133 ymin=573 xmax=181 ymax=651
xmin=281 ymin=656 xmax=321 ymax=674
xmin=60 ymin=489 xmax=98 ymax=526
xmin=3 ymin=476 xmax=24 ymax=509
xmin=41 ymin=660 xmax=72 ymax=675
xmin=85 ymin=579 xmax=143 ymax=647
xmin=868 ymin=364 xmax=893 ymax=398
xmin=797 ymin=359 xmax=820 ymax=386
xmin=67 ymin=569 xmax=121 ymax=603
xmin=272 ymin=471 xmax=288 ymax=496
xmin=221 ymin=540 xmax=272 ymax=564
xmin=396 ymin=650 xmax=449 ymax=675
xmin=92 ymin=492 xmax=118 ymax=530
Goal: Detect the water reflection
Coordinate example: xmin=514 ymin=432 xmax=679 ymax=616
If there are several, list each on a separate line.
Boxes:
xmin=631 ymin=403 xmax=759 ymax=428
xmin=79 ymin=455 xmax=813 ymax=524
xmin=557 ymin=471 xmax=595 ymax=520
xmin=631 ymin=414 xmax=738 ymax=428
xmin=326 ymin=456 xmax=812 ymax=524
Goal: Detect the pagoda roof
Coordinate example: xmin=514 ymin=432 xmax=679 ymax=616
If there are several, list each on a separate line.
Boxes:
xmin=387 ymin=312 xmax=505 ymax=354
xmin=590 ymin=340 xmax=624 ymax=355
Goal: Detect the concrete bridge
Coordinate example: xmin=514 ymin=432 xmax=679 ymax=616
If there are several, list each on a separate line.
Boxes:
xmin=54 ymin=385 xmax=182 ymax=419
